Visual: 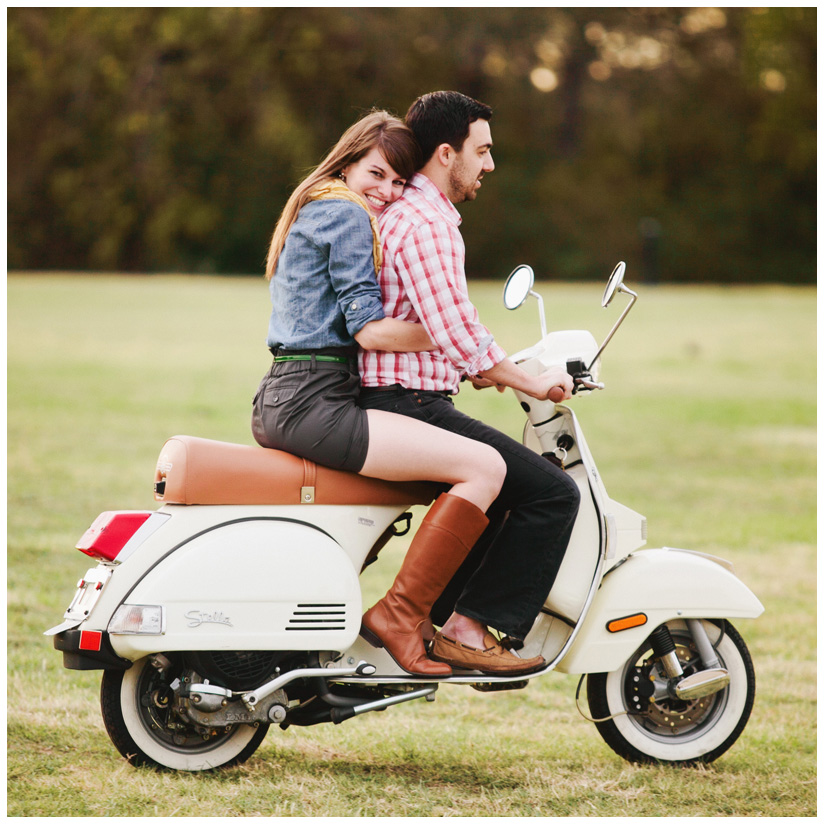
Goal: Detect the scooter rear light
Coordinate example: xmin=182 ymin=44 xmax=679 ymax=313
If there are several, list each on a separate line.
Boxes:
xmin=76 ymin=511 xmax=153 ymax=562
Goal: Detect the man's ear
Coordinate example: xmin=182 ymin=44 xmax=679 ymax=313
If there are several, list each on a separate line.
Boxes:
xmin=433 ymin=143 xmax=454 ymax=168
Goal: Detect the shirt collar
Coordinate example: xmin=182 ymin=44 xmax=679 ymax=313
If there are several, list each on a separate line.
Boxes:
xmin=407 ymin=173 xmax=462 ymax=227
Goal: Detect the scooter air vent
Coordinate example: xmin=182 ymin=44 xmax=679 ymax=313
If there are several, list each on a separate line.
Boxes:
xmin=187 ymin=650 xmax=284 ymax=691
xmin=286 ymin=604 xmax=347 ymax=631
xmin=210 ymin=650 xmax=279 ymax=688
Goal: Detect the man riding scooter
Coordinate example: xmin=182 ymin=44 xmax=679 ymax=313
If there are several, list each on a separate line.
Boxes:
xmin=360 ymin=91 xmax=580 ymax=671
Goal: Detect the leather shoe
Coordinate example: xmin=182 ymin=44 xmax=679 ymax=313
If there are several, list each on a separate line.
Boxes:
xmin=430 ymin=632 xmax=545 ymax=675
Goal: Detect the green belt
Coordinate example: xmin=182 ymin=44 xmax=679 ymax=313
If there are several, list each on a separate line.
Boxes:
xmin=272 ymin=354 xmax=351 ymax=364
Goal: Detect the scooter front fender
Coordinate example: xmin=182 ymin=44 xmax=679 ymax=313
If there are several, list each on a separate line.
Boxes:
xmin=556 ymin=547 xmax=764 ymax=675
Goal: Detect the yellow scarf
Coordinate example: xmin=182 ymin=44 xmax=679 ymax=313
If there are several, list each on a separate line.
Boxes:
xmin=306 ymin=179 xmax=382 ymax=273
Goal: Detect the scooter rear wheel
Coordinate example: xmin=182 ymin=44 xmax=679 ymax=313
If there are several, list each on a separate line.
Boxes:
xmin=100 ymin=655 xmax=269 ymax=771
xmin=586 ymin=619 xmax=755 ymax=765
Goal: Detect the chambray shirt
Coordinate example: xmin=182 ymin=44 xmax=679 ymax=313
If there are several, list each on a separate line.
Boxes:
xmin=266 ymin=200 xmax=385 ymax=350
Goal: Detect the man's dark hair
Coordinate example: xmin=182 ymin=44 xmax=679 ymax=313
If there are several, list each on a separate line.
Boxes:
xmin=405 ymin=91 xmax=493 ymax=165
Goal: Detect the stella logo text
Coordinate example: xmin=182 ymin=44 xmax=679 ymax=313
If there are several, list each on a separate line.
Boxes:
xmin=185 ymin=610 xmax=233 ymax=628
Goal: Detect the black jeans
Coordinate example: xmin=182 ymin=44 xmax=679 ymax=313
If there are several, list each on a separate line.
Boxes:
xmin=359 ymin=386 xmax=581 ymax=640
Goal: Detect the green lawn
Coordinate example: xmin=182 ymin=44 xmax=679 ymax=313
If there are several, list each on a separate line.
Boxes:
xmin=7 ymin=274 xmax=816 ymax=816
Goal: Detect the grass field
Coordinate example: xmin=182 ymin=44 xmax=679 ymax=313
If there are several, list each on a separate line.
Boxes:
xmin=7 ymin=273 xmax=816 ymax=816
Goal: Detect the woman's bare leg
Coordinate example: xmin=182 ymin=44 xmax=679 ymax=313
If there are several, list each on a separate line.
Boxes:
xmin=360 ymin=409 xmax=502 ymax=651
xmin=359 ymin=409 xmax=505 ymax=512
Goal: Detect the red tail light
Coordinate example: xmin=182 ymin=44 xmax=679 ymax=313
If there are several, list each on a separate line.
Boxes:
xmin=76 ymin=511 xmax=153 ymax=562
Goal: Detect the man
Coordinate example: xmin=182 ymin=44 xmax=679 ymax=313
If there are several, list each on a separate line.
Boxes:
xmin=359 ymin=91 xmax=580 ymax=674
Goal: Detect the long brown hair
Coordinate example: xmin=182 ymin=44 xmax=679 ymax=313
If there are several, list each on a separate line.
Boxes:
xmin=265 ymin=110 xmax=421 ymax=280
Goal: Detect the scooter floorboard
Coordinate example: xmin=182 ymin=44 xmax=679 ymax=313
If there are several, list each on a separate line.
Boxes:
xmin=332 ymin=635 xmax=547 ymax=685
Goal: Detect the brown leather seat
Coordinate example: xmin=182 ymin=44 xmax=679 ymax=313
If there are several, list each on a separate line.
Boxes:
xmin=154 ymin=435 xmax=438 ymax=507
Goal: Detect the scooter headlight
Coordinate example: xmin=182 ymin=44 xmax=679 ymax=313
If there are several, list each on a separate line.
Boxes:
xmin=108 ymin=604 xmax=165 ymax=635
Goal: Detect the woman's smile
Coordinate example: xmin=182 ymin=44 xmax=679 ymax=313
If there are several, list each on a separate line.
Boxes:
xmin=342 ymin=147 xmax=406 ymax=215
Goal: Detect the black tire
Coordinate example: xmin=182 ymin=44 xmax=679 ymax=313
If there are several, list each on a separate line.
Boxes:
xmin=100 ymin=655 xmax=269 ymax=771
xmin=586 ymin=619 xmax=755 ymax=765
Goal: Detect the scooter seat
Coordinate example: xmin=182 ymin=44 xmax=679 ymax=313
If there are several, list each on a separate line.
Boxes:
xmin=154 ymin=435 xmax=439 ymax=507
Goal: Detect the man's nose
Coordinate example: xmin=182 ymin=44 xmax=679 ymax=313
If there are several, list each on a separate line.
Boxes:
xmin=484 ymin=152 xmax=495 ymax=173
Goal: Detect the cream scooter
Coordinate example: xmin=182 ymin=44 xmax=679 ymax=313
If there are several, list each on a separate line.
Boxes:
xmin=46 ymin=263 xmax=763 ymax=771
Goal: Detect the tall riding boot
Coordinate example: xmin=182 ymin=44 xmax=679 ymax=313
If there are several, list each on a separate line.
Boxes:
xmin=361 ymin=493 xmax=489 ymax=676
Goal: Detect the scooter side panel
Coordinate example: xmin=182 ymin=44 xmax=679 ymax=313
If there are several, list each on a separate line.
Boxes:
xmin=556 ymin=547 xmax=764 ymax=674
xmin=109 ymin=520 xmax=362 ymax=659
xmin=77 ymin=504 xmax=403 ymax=631
xmin=542 ymin=462 xmax=601 ymax=622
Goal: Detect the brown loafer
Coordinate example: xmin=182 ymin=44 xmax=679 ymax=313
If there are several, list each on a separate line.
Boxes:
xmin=430 ymin=632 xmax=545 ymax=675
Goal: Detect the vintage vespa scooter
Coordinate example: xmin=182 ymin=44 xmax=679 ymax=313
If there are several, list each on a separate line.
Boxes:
xmin=46 ymin=263 xmax=763 ymax=771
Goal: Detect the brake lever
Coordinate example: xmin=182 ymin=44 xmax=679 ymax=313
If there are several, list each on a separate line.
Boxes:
xmin=575 ymin=377 xmax=604 ymax=392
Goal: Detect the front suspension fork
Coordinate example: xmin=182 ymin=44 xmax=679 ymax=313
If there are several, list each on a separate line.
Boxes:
xmin=650 ymin=620 xmax=729 ymax=702
xmin=650 ymin=624 xmax=685 ymax=680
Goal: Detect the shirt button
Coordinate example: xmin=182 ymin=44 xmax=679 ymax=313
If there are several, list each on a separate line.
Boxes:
xmin=351 ymin=302 xmax=358 ymax=310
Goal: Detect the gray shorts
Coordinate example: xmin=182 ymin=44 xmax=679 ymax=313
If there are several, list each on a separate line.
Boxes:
xmin=251 ymin=357 xmax=370 ymax=472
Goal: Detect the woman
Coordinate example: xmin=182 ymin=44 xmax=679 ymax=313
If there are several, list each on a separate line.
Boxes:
xmin=251 ymin=111 xmax=540 ymax=677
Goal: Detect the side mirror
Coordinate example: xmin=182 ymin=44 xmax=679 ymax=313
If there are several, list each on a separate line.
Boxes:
xmin=503 ymin=265 xmax=535 ymax=310
xmin=601 ymin=261 xmax=627 ymax=308
xmin=502 ymin=265 xmax=547 ymax=339
xmin=588 ymin=261 xmax=638 ymax=371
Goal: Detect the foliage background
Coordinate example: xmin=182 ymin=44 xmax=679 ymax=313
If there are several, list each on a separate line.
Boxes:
xmin=7 ymin=6 xmax=816 ymax=283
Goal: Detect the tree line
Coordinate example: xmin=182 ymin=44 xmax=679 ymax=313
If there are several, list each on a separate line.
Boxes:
xmin=7 ymin=7 xmax=815 ymax=283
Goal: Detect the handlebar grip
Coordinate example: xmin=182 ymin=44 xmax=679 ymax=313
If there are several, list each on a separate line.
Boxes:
xmin=548 ymin=387 xmax=565 ymax=403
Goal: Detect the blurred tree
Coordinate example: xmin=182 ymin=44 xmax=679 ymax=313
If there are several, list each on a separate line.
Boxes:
xmin=7 ymin=7 xmax=815 ymax=282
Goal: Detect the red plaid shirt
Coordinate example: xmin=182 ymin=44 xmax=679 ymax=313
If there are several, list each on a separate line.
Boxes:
xmin=358 ymin=174 xmax=507 ymax=392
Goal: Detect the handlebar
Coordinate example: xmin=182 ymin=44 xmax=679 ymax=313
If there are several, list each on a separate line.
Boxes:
xmin=575 ymin=377 xmax=605 ymax=391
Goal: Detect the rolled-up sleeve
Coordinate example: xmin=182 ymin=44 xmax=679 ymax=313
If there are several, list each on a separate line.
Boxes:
xmin=395 ymin=220 xmax=506 ymax=375
xmin=321 ymin=202 xmax=386 ymax=336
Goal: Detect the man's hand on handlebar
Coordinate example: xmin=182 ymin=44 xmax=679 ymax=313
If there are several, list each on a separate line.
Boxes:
xmin=532 ymin=367 xmax=574 ymax=402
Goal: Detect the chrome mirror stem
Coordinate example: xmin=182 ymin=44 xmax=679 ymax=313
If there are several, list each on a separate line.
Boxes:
xmin=588 ymin=284 xmax=637 ymax=372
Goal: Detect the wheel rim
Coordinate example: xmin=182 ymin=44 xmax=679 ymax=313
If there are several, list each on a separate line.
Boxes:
xmin=594 ymin=620 xmax=753 ymax=763
xmin=129 ymin=657 xmax=245 ymax=757
xmin=622 ymin=630 xmax=729 ymax=744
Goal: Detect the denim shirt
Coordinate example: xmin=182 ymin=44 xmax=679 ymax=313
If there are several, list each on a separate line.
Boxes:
xmin=266 ymin=199 xmax=385 ymax=350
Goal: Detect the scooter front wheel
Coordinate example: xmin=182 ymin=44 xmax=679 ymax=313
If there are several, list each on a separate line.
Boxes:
xmin=586 ymin=619 xmax=755 ymax=765
xmin=100 ymin=655 xmax=269 ymax=771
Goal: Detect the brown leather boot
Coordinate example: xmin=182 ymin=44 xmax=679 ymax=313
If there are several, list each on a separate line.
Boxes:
xmin=361 ymin=493 xmax=489 ymax=676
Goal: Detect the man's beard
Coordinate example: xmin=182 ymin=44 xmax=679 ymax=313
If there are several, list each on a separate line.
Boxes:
xmin=448 ymin=156 xmax=480 ymax=203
